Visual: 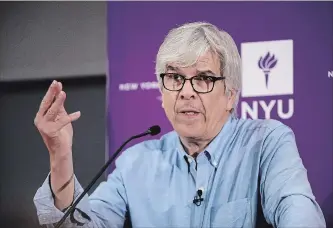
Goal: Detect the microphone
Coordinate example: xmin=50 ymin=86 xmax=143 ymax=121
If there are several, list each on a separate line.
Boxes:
xmin=54 ymin=125 xmax=161 ymax=228
xmin=147 ymin=125 xmax=161 ymax=136
xmin=193 ymin=188 xmax=204 ymax=206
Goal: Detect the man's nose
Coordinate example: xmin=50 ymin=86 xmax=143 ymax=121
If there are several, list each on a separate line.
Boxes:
xmin=179 ymin=79 xmax=196 ymax=100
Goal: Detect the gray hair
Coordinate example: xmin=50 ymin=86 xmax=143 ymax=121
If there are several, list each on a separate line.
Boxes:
xmin=155 ymin=21 xmax=242 ymax=117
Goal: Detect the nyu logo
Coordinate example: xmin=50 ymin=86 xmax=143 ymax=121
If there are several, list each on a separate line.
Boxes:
xmin=258 ymin=52 xmax=278 ymax=88
xmin=240 ymin=40 xmax=294 ymax=120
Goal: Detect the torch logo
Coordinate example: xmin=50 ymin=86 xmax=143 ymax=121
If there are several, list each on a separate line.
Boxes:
xmin=258 ymin=52 xmax=278 ymax=88
xmin=241 ymin=39 xmax=293 ymax=97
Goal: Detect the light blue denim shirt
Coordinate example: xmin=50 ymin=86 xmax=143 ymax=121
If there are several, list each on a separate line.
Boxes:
xmin=33 ymin=117 xmax=326 ymax=227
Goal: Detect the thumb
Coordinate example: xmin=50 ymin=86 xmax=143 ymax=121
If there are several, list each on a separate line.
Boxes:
xmin=56 ymin=111 xmax=81 ymax=130
xmin=69 ymin=111 xmax=81 ymax=122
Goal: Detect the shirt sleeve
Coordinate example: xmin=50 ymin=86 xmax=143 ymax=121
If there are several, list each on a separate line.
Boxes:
xmin=33 ymin=160 xmax=128 ymax=228
xmin=259 ymin=123 xmax=326 ymax=228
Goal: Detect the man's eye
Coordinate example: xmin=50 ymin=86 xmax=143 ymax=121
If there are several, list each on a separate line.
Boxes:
xmin=196 ymin=76 xmax=214 ymax=81
xmin=172 ymin=74 xmax=183 ymax=81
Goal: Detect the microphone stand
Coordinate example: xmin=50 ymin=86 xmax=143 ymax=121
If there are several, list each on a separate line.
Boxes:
xmin=54 ymin=128 xmax=158 ymax=228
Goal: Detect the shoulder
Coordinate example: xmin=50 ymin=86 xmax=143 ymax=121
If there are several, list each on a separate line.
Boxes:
xmin=234 ymin=118 xmax=298 ymax=165
xmin=231 ymin=118 xmax=296 ymax=155
xmin=237 ymin=118 xmax=297 ymax=157
xmin=114 ymin=130 xmax=178 ymax=169
xmin=234 ymin=117 xmax=294 ymax=139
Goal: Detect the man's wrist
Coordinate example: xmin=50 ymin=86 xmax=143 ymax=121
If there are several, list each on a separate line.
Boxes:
xmin=49 ymin=173 xmax=75 ymax=211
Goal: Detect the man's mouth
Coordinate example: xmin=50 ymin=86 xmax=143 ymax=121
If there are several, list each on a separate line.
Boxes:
xmin=179 ymin=110 xmax=200 ymax=116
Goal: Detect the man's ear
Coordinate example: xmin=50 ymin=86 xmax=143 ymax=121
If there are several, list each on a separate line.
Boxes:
xmin=226 ymin=88 xmax=237 ymax=112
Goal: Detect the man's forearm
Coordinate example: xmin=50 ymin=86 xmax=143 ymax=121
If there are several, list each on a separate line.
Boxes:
xmin=50 ymin=153 xmax=75 ymax=211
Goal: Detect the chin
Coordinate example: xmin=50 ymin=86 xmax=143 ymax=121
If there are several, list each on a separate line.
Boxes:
xmin=174 ymin=122 xmax=204 ymax=139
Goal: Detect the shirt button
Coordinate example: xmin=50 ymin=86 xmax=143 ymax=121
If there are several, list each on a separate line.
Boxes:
xmin=212 ymin=161 xmax=217 ymax=167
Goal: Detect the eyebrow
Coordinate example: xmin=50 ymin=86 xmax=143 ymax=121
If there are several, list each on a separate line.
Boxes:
xmin=166 ymin=65 xmax=178 ymax=72
xmin=197 ymin=70 xmax=215 ymax=75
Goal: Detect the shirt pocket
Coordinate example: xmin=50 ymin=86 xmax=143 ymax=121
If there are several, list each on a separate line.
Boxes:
xmin=143 ymin=193 xmax=192 ymax=227
xmin=210 ymin=198 xmax=251 ymax=228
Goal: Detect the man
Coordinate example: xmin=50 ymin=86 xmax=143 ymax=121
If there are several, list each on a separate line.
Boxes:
xmin=33 ymin=22 xmax=326 ymax=227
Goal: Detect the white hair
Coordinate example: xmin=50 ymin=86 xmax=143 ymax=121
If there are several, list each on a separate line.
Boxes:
xmin=155 ymin=21 xmax=242 ymax=117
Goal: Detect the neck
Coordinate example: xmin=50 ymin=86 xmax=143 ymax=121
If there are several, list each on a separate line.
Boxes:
xmin=180 ymin=137 xmax=211 ymax=157
xmin=180 ymin=116 xmax=230 ymax=157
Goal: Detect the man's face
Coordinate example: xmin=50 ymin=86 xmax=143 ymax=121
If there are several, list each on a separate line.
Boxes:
xmin=161 ymin=51 xmax=235 ymax=139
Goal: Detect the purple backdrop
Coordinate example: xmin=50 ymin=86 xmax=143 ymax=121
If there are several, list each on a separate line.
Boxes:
xmin=107 ymin=1 xmax=333 ymax=224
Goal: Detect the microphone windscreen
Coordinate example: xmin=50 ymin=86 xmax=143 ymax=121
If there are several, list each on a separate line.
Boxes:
xmin=148 ymin=125 xmax=161 ymax=136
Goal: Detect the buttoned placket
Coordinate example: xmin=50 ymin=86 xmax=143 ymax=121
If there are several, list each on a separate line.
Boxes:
xmin=184 ymin=152 xmax=218 ymax=227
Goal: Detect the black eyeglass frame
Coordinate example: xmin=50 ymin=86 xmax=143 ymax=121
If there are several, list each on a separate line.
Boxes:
xmin=159 ymin=73 xmax=226 ymax=94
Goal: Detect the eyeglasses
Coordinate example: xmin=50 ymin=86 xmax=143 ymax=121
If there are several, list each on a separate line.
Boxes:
xmin=160 ymin=73 xmax=225 ymax=94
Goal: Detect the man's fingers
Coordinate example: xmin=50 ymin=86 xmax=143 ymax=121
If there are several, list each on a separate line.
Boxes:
xmin=45 ymin=91 xmax=66 ymax=121
xmin=38 ymin=80 xmax=59 ymax=117
xmin=57 ymin=81 xmax=63 ymax=91
xmin=56 ymin=111 xmax=81 ymax=130
xmin=69 ymin=111 xmax=81 ymax=122
xmin=56 ymin=81 xmax=69 ymax=118
xmin=58 ymin=104 xmax=68 ymax=117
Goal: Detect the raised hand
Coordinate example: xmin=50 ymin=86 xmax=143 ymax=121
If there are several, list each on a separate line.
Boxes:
xmin=34 ymin=80 xmax=81 ymax=158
